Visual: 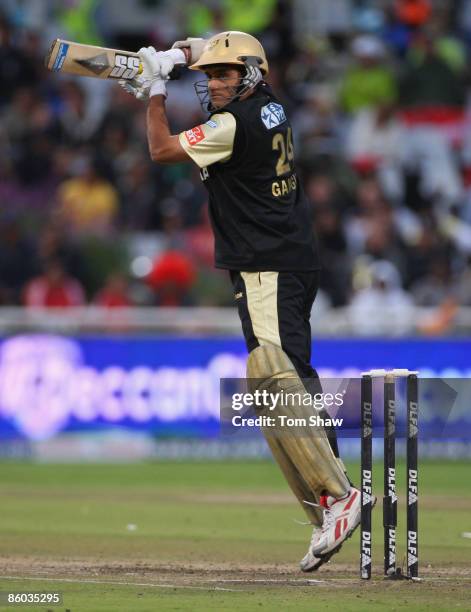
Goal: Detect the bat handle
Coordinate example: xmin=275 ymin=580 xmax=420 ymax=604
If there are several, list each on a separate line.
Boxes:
xmin=168 ymin=65 xmax=185 ymax=81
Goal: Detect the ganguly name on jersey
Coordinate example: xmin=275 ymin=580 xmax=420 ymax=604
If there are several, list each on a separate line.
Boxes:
xmin=272 ymin=173 xmax=297 ymax=197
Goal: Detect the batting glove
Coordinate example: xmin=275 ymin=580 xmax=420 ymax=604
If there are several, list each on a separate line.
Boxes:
xmin=118 ymin=76 xmax=156 ymax=101
xmin=139 ymin=47 xmax=186 ymax=79
xmin=119 ymin=47 xmax=186 ymax=101
xmin=172 ymin=37 xmax=207 ymax=63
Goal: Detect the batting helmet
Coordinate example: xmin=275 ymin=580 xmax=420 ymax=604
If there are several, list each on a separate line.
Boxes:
xmin=190 ymin=31 xmax=269 ymax=75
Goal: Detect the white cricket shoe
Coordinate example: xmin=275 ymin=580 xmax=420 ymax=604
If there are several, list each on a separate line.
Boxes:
xmin=300 ymin=531 xmax=344 ymax=572
xmin=299 ymin=525 xmax=323 ymax=572
xmin=311 ymin=487 xmax=363 ymax=556
xmin=299 ymin=497 xmax=344 ymax=572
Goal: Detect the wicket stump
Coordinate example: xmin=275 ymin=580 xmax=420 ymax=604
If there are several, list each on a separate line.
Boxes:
xmin=360 ymin=369 xmax=419 ymax=580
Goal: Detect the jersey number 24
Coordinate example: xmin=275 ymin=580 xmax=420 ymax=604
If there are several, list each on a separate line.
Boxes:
xmin=272 ymin=127 xmax=294 ymax=176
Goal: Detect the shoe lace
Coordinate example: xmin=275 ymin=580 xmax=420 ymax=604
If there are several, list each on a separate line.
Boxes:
xmin=293 ymin=498 xmax=321 ymax=526
xmin=293 ymin=499 xmax=323 ymax=547
xmin=320 ymin=508 xmax=335 ymax=533
xmin=309 ymin=524 xmax=321 ymax=547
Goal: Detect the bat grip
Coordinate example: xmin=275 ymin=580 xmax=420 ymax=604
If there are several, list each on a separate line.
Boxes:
xmin=168 ymin=64 xmax=186 ymax=81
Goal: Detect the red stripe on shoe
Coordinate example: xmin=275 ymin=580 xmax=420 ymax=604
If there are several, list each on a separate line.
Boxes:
xmin=343 ymin=490 xmax=358 ymax=511
xmin=335 ymin=519 xmax=342 ymax=541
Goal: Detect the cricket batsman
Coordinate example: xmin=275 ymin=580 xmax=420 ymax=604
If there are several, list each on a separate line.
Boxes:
xmin=119 ymin=31 xmax=363 ymax=571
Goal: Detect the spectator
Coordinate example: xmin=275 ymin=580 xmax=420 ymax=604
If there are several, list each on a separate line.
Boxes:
xmin=147 ymin=251 xmax=196 ymax=306
xmin=23 ymin=260 xmax=85 ymax=307
xmin=349 ymin=259 xmax=415 ymax=335
xmin=400 ymin=31 xmax=466 ymax=109
xmin=0 ymin=216 xmax=37 ymax=304
xmin=395 ymin=0 xmax=431 ymax=28
xmin=307 ymin=174 xmax=351 ymax=306
xmin=411 ymin=257 xmax=453 ymax=306
xmin=292 ymin=85 xmax=343 ymax=158
xmin=56 ymin=81 xmax=103 ymax=145
xmin=0 ymin=14 xmax=38 ymax=105
xmin=403 ymin=219 xmax=451 ymax=285
xmin=2 ymin=87 xmax=53 ymax=143
xmin=94 ymin=273 xmax=132 ymax=307
xmin=36 ymin=223 xmax=84 ymax=280
xmin=184 ymin=205 xmax=232 ymax=306
xmin=117 ymin=154 xmax=159 ymax=230
xmin=382 ymin=4 xmax=412 ymax=57
xmin=184 ymin=204 xmax=214 ymax=269
xmin=2 ymin=86 xmax=56 ymax=186
xmin=400 ymin=128 xmax=463 ymax=209
xmin=454 ymin=256 xmax=471 ymax=306
xmin=56 ymin=157 xmax=119 ymax=235
xmin=339 ymin=35 xmax=397 ymax=114
xmin=346 ymin=104 xmax=404 ymax=176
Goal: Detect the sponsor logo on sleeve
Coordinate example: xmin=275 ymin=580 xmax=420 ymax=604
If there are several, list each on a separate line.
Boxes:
xmin=205 ymin=119 xmax=218 ymax=128
xmin=184 ymin=126 xmax=206 ymax=146
xmin=261 ymin=102 xmax=286 ymax=129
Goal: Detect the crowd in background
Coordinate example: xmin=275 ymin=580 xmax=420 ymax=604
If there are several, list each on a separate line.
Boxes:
xmin=1 ymin=0 xmax=471 ymax=333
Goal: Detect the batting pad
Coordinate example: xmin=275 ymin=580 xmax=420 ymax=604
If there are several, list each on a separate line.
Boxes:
xmin=247 ymin=345 xmax=350 ymax=501
xmin=265 ymin=434 xmax=324 ymax=525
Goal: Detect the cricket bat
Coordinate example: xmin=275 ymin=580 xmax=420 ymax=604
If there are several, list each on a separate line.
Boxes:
xmin=45 ymin=38 xmax=183 ymax=80
xmin=46 ymin=39 xmax=186 ymax=81
xmin=46 ymin=38 xmax=144 ymax=80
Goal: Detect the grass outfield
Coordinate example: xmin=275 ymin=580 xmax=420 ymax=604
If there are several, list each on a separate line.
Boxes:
xmin=0 ymin=460 xmax=470 ymax=611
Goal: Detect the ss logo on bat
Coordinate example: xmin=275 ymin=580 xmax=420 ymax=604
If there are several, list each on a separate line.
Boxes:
xmin=110 ymin=55 xmax=140 ymax=79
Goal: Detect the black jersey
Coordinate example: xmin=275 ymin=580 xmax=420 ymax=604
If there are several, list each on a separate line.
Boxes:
xmin=198 ymin=83 xmax=319 ymax=271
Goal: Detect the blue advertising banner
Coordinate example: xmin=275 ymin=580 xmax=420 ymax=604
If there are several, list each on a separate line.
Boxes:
xmin=0 ymin=334 xmax=469 ymax=441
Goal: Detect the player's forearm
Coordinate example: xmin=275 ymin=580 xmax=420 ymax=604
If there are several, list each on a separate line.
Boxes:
xmin=146 ymin=95 xmax=186 ymax=163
